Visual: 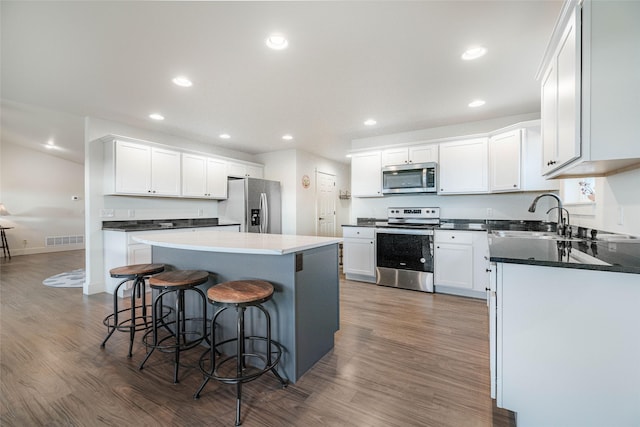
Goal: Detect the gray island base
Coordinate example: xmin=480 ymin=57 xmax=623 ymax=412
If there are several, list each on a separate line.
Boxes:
xmin=151 ymin=243 xmax=340 ymax=384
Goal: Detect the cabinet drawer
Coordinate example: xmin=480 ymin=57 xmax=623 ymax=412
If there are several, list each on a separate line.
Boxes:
xmin=343 ymin=227 xmax=375 ymax=239
xmin=435 ymin=230 xmax=473 ymax=244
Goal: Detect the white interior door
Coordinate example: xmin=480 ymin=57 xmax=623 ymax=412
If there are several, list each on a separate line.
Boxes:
xmin=316 ymin=171 xmax=336 ymax=236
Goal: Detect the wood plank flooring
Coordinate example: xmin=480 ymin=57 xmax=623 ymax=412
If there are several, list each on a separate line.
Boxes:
xmin=0 ymin=250 xmax=514 ymax=426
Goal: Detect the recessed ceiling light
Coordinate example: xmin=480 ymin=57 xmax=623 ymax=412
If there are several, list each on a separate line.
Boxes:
xmin=266 ymin=34 xmax=288 ymax=50
xmin=462 ymin=46 xmax=487 ymax=60
xmin=468 ymin=99 xmax=486 ymax=108
xmin=364 ymin=119 xmax=377 ymax=126
xmin=346 ymin=154 xmax=352 ymax=158
xmin=282 ymin=134 xmax=293 ymax=141
xmin=172 ymin=76 xmax=193 ymax=87
xmin=219 ymin=133 xmax=231 ymax=139
xmin=149 ymin=113 xmax=165 ymax=121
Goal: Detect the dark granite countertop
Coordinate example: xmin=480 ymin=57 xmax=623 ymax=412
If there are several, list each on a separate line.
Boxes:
xmin=102 ymin=218 xmax=240 ymax=232
xmin=489 ymin=235 xmax=640 ymax=274
xmin=343 ymin=218 xmax=640 ymax=274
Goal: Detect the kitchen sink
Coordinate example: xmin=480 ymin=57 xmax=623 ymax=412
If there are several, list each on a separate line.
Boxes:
xmin=491 ymin=230 xmax=585 ymax=242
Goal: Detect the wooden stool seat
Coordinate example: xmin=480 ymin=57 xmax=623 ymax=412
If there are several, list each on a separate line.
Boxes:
xmin=149 ymin=270 xmax=209 ymax=289
xmin=207 ymin=280 xmax=274 ymax=304
xmin=110 ymin=263 xmax=165 ymax=278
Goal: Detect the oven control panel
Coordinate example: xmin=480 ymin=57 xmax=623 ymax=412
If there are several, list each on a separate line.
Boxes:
xmin=387 ymin=207 xmax=440 ymax=219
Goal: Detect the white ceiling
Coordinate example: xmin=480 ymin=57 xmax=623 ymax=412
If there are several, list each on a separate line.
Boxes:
xmin=1 ymin=1 xmax=562 ymax=165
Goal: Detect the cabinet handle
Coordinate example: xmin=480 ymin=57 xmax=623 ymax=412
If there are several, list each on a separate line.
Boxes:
xmin=513 ymin=184 xmax=517 ymax=187
xmin=451 ymin=236 xmax=455 ymax=239
xmin=486 ymin=268 xmax=492 ymax=272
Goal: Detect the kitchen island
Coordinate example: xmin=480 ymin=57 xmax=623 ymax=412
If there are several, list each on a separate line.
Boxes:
xmin=134 ymin=231 xmax=342 ymax=383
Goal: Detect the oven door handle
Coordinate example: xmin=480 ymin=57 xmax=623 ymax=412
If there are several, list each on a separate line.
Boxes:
xmin=375 ymin=228 xmax=433 ymax=236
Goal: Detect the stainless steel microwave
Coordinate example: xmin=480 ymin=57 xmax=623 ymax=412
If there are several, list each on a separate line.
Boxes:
xmin=382 ymin=162 xmax=437 ymax=194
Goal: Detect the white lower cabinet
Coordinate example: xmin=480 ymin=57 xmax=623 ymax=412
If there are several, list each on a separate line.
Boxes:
xmin=434 ymin=230 xmax=489 ymax=298
xmin=342 ymin=227 xmax=376 ymax=282
xmin=492 ymin=262 xmax=640 ymax=426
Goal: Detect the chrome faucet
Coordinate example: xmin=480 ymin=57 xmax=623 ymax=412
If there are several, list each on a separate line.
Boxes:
xmin=547 ymin=207 xmax=570 ymax=237
xmin=528 ymin=193 xmax=565 ymax=235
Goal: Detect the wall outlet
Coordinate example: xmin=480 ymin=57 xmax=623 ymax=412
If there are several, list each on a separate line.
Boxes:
xmin=128 ymin=209 xmax=135 ymax=218
xmin=100 ymin=209 xmax=115 ymax=218
xmin=23 ymin=239 xmax=27 ymax=247
xmin=487 ymin=208 xmax=493 ymax=217
xmin=197 ymin=208 xmax=204 ymax=217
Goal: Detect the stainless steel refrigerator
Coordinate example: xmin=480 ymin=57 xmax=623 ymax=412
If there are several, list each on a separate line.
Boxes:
xmin=218 ymin=178 xmax=282 ymax=233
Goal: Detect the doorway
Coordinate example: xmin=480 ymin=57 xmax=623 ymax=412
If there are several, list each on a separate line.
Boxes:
xmin=316 ymin=171 xmax=336 ymax=237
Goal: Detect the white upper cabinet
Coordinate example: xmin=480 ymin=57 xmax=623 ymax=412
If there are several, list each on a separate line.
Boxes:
xmin=381 ymin=144 xmax=438 ymax=166
xmin=438 ymin=138 xmax=489 ymax=194
xmin=351 ymin=151 xmax=382 ymax=197
xmin=103 ymin=136 xmax=261 ymax=198
xmin=150 ymin=147 xmax=182 ymax=196
xmin=409 ymin=144 xmax=439 ymax=164
xmin=540 ymin=5 xmax=581 ymax=175
xmin=228 ymin=161 xmax=263 ymax=178
xmin=107 ymin=140 xmax=180 ymax=196
xmin=182 ymin=154 xmax=228 ymax=199
xmin=489 ymin=130 xmax=522 ymax=192
xmin=539 ymin=0 xmax=640 ymax=177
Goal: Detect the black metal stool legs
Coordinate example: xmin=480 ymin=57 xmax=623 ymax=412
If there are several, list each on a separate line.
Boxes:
xmin=101 ymin=275 xmax=147 ymax=357
xmin=140 ymin=285 xmax=208 ymax=384
xmin=194 ymin=301 xmax=288 ymax=426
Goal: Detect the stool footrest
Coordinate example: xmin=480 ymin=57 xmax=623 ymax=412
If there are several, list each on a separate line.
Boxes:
xmin=197 ymin=336 xmax=285 ymax=385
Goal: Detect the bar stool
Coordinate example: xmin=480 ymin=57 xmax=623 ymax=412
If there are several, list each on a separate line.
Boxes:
xmin=101 ymin=263 xmax=165 ymax=357
xmin=139 ymin=270 xmax=210 ymax=384
xmin=194 ymin=280 xmax=288 ymax=426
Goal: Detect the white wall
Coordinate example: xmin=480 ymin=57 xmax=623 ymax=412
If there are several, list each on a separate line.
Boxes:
xmin=351 ymin=192 xmax=556 ymax=223
xmin=0 ymin=141 xmax=84 ymax=255
xmin=564 ymin=168 xmax=640 ymax=237
xmin=257 ymin=148 xmax=351 ymax=237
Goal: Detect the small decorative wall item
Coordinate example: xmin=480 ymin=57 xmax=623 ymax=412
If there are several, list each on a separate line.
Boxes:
xmin=578 ymin=179 xmax=596 ymax=202
xmin=339 ymin=190 xmax=351 ymax=200
xmin=301 ymin=174 xmax=311 ymax=189
xmin=562 ymin=177 xmax=596 ymax=205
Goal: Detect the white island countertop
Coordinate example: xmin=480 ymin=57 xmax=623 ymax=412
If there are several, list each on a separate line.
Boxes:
xmin=134 ymin=231 xmax=342 ymax=255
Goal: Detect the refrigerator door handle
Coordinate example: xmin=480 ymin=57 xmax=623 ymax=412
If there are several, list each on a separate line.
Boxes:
xmin=260 ymin=192 xmax=268 ymax=233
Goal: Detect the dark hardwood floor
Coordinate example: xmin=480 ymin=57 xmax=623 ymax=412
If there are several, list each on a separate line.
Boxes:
xmin=0 ymin=250 xmax=514 ymax=426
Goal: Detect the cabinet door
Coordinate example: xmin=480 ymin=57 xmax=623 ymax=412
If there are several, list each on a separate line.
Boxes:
xmin=343 ymin=238 xmax=375 ymax=276
xmin=541 ymin=63 xmax=558 ymax=174
xmin=409 ymin=144 xmax=439 ymax=164
xmin=150 ymin=147 xmax=181 ymax=196
xmin=115 ymin=141 xmax=151 ymax=194
xmin=555 ymin=8 xmax=581 ymax=168
xmin=438 ymin=138 xmax=488 ymax=194
xmin=541 ymin=7 xmax=581 ymax=175
xmin=489 ymin=130 xmax=521 ymax=192
xmin=434 ymin=243 xmax=473 ymax=289
xmin=182 ymin=154 xmax=208 ymax=197
xmin=351 ymin=152 xmax=382 ymax=197
xmin=206 ymin=158 xmax=228 ymax=198
xmin=245 ymin=164 xmax=263 ymax=178
xmin=381 ymin=148 xmax=409 ymax=166
xmin=128 ymin=243 xmax=151 ymax=265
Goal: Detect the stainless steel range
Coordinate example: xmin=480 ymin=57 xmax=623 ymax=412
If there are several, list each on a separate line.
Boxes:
xmin=375 ymin=207 xmax=440 ymax=292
